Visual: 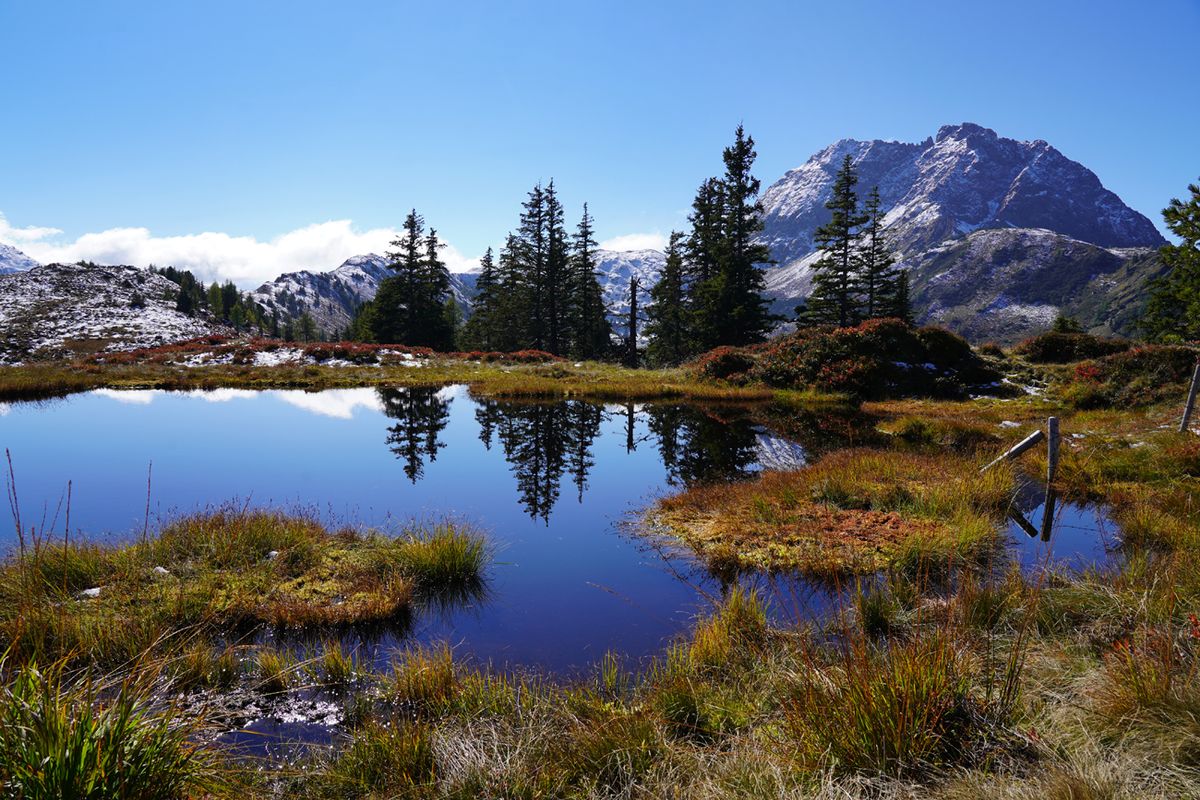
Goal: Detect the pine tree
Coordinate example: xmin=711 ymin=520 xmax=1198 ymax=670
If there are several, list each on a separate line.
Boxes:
xmin=1142 ymin=180 xmax=1200 ymax=342
xmin=807 ymin=154 xmax=868 ymax=327
xmin=646 ymin=231 xmax=690 ymax=365
xmin=856 ymin=186 xmax=899 ymax=319
xmin=714 ymin=124 xmax=774 ymax=345
xmin=566 ymin=203 xmax=611 ymax=359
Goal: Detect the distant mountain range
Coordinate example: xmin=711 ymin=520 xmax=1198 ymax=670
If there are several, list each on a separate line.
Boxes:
xmin=0 ymin=122 xmax=1171 ymax=350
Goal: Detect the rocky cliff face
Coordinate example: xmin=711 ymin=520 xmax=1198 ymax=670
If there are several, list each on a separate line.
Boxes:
xmin=758 ymin=123 xmax=1164 ymax=340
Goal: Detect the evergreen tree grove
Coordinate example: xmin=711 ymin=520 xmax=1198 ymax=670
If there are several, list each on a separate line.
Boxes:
xmin=370 ymin=209 xmax=456 ymax=349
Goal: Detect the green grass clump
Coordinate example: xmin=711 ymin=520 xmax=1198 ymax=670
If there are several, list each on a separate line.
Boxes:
xmin=0 ymin=657 xmax=214 ymax=799
xmin=388 ymin=643 xmax=458 ymax=717
xmin=786 ymin=626 xmax=975 ymax=775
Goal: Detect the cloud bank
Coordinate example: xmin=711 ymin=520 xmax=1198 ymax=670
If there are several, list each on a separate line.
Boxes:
xmin=0 ymin=213 xmax=479 ymax=288
xmin=2 ymin=212 xmax=666 ymax=289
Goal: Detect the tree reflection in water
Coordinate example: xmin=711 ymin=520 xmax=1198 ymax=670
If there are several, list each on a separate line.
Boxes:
xmin=379 ymin=390 xmax=835 ymax=522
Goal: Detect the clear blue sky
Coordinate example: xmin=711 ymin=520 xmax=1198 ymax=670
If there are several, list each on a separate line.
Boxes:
xmin=1 ymin=0 xmax=1196 ymax=282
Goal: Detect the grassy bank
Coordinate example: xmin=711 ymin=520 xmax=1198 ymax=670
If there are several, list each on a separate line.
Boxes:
xmin=0 ymin=510 xmax=488 ymax=668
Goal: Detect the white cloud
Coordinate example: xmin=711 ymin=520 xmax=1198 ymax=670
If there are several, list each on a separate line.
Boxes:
xmin=0 ymin=213 xmax=480 ymax=288
xmin=598 ymin=232 xmax=668 ymax=252
xmin=92 ymin=389 xmax=160 ymax=405
xmin=273 ymin=388 xmax=383 ymax=420
xmin=0 ymin=213 xmax=62 ymax=243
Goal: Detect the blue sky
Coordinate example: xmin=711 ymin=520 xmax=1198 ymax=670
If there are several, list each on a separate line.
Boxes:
xmin=1 ymin=0 xmax=1196 ymax=286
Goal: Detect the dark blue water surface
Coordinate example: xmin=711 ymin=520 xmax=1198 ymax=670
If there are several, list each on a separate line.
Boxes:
xmin=1 ymin=387 xmax=845 ymax=673
xmin=0 ymin=387 xmax=1118 ymax=677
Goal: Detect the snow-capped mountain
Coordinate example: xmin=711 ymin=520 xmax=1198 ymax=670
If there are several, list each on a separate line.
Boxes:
xmin=251 ymin=254 xmax=477 ymax=336
xmin=0 ymin=263 xmax=221 ymax=363
xmin=0 ymin=242 xmax=39 ymax=275
xmin=758 ymin=123 xmax=1165 ymax=340
xmin=595 ymin=248 xmax=665 ymax=332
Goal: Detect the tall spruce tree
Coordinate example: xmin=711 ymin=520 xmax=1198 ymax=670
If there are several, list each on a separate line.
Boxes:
xmin=645 ymin=231 xmax=690 ymax=365
xmin=685 ymin=177 xmax=727 ymax=350
xmin=567 ymin=203 xmax=611 ymax=359
xmin=518 ymin=183 xmax=548 ymax=349
xmin=460 ymin=247 xmax=498 ymax=350
xmin=807 ymin=154 xmax=868 ymax=326
xmin=543 ymin=181 xmax=570 ymax=354
xmin=856 ymin=186 xmax=899 ymax=319
xmin=713 ymin=124 xmax=774 ymax=345
xmin=1142 ymin=180 xmax=1200 ymax=342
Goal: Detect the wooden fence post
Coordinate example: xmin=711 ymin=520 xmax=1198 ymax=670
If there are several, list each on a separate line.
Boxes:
xmin=980 ymin=429 xmax=1046 ymax=473
xmin=1181 ymin=359 xmax=1200 ymax=434
xmin=1041 ymin=417 xmax=1061 ymax=540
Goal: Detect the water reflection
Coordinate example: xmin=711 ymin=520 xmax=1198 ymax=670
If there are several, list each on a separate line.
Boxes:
xmin=377 ymin=390 xmax=770 ymax=522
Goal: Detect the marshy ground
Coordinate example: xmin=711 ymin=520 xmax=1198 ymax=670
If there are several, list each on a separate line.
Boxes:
xmin=1 ymin=331 xmax=1199 ymax=798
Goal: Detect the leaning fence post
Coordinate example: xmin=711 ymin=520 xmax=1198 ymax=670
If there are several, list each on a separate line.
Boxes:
xmin=1046 ymin=417 xmax=1060 ymax=486
xmin=1181 ymin=359 xmax=1200 ymax=434
xmin=980 ymin=429 xmax=1045 ymax=473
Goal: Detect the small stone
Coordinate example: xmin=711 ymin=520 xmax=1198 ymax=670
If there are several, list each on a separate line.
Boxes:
xmin=153 ymin=566 xmax=170 ymax=576
xmin=267 ymin=550 xmax=280 ymax=560
xmin=78 ymin=586 xmax=102 ymax=599
xmin=999 ymin=420 xmax=1020 ymax=429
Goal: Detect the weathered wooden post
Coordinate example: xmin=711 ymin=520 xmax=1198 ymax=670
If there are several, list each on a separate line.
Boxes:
xmin=1041 ymin=417 xmax=1061 ymax=540
xmin=980 ymin=429 xmax=1045 ymax=473
xmin=1180 ymin=359 xmax=1200 ymax=434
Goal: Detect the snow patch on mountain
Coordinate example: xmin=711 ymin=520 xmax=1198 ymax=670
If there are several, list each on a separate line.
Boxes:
xmin=251 ymin=254 xmax=476 ymax=336
xmin=0 ymin=263 xmax=221 ymax=363
xmin=0 ymin=242 xmax=39 ymax=275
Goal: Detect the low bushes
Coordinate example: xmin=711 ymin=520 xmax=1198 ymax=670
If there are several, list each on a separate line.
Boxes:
xmin=687 ymin=319 xmax=1003 ymax=401
xmin=1013 ymin=331 xmax=1131 ymax=364
xmin=1059 ymin=344 xmax=1199 ymax=409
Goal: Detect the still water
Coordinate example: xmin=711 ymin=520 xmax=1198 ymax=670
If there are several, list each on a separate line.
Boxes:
xmin=1 ymin=386 xmax=855 ymax=673
xmin=0 ymin=387 xmax=1117 ymax=675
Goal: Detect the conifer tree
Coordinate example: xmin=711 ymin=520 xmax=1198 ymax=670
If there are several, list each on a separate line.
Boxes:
xmin=371 ymin=210 xmax=455 ymax=348
xmin=460 ymin=247 xmax=498 ymax=350
xmin=1142 ymin=180 xmax=1200 ymax=342
xmin=856 ymin=186 xmax=899 ymax=319
xmin=518 ymin=183 xmax=548 ymax=349
xmin=685 ymin=177 xmax=727 ymax=350
xmin=807 ymin=154 xmax=867 ymax=326
xmin=566 ymin=203 xmax=611 ymax=359
xmin=713 ymin=124 xmax=774 ymax=345
xmin=646 ymin=231 xmax=690 ymax=365
xmin=543 ymin=181 xmax=570 ymax=354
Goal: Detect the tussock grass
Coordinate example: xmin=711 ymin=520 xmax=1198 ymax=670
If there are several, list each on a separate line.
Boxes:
xmin=0 ymin=654 xmax=217 ymax=799
xmin=651 ymin=449 xmax=1013 ymax=574
xmin=0 ymin=509 xmax=489 ymax=668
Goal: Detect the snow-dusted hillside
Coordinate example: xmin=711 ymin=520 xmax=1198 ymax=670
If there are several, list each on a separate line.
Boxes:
xmin=595 ymin=248 xmax=665 ymax=332
xmin=0 ymin=263 xmax=222 ymax=363
xmin=252 ymin=254 xmax=476 ymax=336
xmin=758 ymin=122 xmax=1165 ymax=340
xmin=0 ymin=242 xmax=38 ymax=275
